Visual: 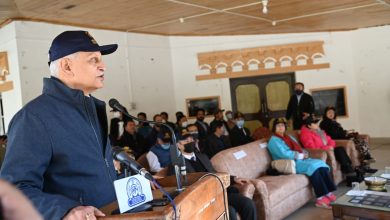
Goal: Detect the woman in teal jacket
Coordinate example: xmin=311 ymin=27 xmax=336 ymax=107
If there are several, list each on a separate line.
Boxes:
xmin=268 ymin=118 xmax=337 ymax=209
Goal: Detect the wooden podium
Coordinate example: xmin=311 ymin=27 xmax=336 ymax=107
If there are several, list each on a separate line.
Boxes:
xmin=98 ymin=172 xmax=230 ymax=220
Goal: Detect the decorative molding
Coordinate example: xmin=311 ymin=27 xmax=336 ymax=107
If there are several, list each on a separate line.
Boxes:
xmin=0 ymin=51 xmax=14 ymax=92
xmin=196 ymin=41 xmax=330 ymax=81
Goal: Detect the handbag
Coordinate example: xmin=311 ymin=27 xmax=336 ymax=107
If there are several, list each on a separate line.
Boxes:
xmin=271 ymin=159 xmax=296 ymax=175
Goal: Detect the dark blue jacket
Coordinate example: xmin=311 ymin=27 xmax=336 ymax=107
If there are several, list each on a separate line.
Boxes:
xmin=0 ymin=77 xmax=117 ymax=219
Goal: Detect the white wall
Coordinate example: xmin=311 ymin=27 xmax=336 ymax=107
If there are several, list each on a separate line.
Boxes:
xmin=169 ymin=32 xmax=362 ymax=130
xmin=351 ymin=26 xmax=390 ymax=137
xmin=0 ymin=22 xmax=23 ymax=132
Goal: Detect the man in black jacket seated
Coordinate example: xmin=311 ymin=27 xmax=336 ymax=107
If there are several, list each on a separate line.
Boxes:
xmin=115 ymin=120 xmax=147 ymax=159
xmin=206 ymin=121 xmax=232 ymax=158
xmin=229 ymin=112 xmax=253 ymax=147
xmin=286 ymin=82 xmax=315 ymax=130
xmin=168 ymin=131 xmax=257 ymax=220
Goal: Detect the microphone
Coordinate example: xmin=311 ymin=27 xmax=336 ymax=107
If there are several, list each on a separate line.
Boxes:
xmin=112 ymin=147 xmax=154 ymax=181
xmin=109 ymin=98 xmax=187 ymax=192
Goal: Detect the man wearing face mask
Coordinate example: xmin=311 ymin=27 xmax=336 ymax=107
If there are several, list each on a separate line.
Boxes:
xmin=146 ymin=127 xmax=173 ymax=173
xmin=169 ymin=131 xmax=257 ymax=220
xmin=194 ymin=108 xmax=209 ymax=141
xmin=229 ymin=112 xmax=253 ymax=147
xmin=109 ymin=108 xmax=129 ymax=145
xmin=160 ymin=112 xmax=176 ymax=130
xmin=286 ymin=82 xmax=315 ymax=130
xmin=175 ymin=115 xmax=188 ymax=138
xmin=225 ymin=110 xmax=236 ymax=131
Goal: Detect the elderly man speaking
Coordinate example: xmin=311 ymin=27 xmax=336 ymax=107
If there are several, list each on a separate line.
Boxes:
xmin=0 ymin=31 xmax=118 ymax=220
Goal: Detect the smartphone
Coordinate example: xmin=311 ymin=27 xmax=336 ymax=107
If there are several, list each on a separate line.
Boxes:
xmin=150 ymin=198 xmax=169 ymax=207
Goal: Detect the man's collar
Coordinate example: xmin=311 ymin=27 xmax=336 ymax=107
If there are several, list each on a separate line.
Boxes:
xmin=182 ymin=152 xmax=195 ymax=160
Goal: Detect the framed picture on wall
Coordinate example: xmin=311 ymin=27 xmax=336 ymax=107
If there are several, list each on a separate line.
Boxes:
xmin=310 ymin=86 xmax=348 ymax=117
xmin=185 ymin=96 xmax=221 ymax=118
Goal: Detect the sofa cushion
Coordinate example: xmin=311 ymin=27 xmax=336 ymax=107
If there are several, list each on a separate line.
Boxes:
xmin=211 ymin=140 xmax=271 ymax=179
xmin=259 ymin=174 xmax=310 ymax=208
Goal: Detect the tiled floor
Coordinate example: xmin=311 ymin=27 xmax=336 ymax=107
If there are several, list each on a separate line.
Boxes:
xmin=285 ymin=139 xmax=390 ymax=220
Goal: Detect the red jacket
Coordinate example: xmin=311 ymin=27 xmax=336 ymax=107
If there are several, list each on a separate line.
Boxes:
xmin=299 ymin=126 xmax=335 ymax=150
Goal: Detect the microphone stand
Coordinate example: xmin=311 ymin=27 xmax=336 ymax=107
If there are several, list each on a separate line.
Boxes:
xmin=110 ymin=103 xmax=186 ymax=198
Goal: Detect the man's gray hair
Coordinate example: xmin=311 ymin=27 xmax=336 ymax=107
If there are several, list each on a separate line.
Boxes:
xmin=49 ymin=53 xmax=78 ymax=77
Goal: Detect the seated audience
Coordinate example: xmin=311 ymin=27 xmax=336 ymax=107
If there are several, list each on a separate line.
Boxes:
xmin=229 ymin=112 xmax=253 ymax=147
xmin=210 ymin=109 xmax=230 ymax=136
xmin=225 ymin=110 xmax=236 ymax=131
xmin=160 ymin=112 xmax=176 ymax=130
xmin=168 ymin=132 xmax=257 ymax=220
xmin=320 ymin=106 xmax=376 ymax=168
xmin=115 ymin=120 xmax=146 ymax=159
xmin=194 ymin=108 xmax=209 ymax=141
xmin=137 ymin=112 xmax=153 ymax=138
xmin=206 ymin=121 xmax=232 ymax=158
xmin=300 ymin=116 xmax=355 ymax=174
xmin=146 ymin=114 xmax=163 ymax=148
xmin=0 ymin=179 xmax=43 ymax=220
xmin=146 ymin=128 xmax=172 ymax=173
xmin=268 ymin=118 xmax=337 ymax=209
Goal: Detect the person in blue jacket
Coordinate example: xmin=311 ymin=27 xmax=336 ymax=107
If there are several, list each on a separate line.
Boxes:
xmin=267 ymin=118 xmax=337 ymax=209
xmin=0 ymin=31 xmax=118 ymax=220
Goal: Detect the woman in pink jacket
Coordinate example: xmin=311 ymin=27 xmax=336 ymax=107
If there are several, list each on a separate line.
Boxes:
xmin=300 ymin=116 xmax=354 ymax=174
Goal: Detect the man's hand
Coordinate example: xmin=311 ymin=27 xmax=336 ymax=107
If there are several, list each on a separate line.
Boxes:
xmin=63 ymin=206 xmax=105 ymax=220
xmin=233 ymin=177 xmax=250 ymax=186
xmin=0 ymin=180 xmax=43 ymax=220
xmin=302 ymin=112 xmax=310 ymax=120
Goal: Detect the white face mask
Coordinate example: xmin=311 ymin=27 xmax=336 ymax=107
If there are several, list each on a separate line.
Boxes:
xmin=113 ymin=112 xmax=121 ymax=118
xmin=236 ymin=119 xmax=245 ymax=128
xmin=162 ymin=119 xmax=167 ymax=123
xmin=226 ymin=113 xmax=233 ymax=120
xmin=182 ymin=121 xmax=188 ymax=128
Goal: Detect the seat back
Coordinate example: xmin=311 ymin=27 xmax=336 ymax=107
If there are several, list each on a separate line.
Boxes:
xmin=210 ymin=139 xmax=271 ymax=179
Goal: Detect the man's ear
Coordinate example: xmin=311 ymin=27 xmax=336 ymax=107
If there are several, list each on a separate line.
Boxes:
xmin=59 ymin=58 xmax=74 ymax=77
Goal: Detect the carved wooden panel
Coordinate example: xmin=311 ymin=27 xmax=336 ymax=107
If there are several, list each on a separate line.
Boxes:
xmin=196 ymin=41 xmax=330 ymax=81
xmin=0 ymin=51 xmax=14 ymax=92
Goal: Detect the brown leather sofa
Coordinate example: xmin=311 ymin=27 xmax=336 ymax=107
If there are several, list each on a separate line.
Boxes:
xmin=210 ymin=140 xmax=318 ymax=220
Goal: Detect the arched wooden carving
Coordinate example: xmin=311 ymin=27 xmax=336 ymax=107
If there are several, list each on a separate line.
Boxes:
xmin=0 ymin=52 xmax=14 ymax=92
xmin=196 ymin=41 xmax=330 ymax=81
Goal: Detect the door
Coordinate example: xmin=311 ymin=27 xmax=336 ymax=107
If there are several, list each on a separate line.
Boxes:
xmin=230 ymin=73 xmax=295 ymax=133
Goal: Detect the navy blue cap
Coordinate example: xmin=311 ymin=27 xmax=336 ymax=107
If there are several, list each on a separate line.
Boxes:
xmin=48 ymin=30 xmax=118 ymax=64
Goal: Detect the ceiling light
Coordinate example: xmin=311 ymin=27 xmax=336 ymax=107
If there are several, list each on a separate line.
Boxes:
xmin=179 ymin=18 xmax=184 ymax=23
xmin=262 ymin=0 xmax=268 ymax=14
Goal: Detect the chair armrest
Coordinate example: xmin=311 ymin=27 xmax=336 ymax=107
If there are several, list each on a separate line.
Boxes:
xmin=305 ymin=149 xmax=327 ymax=161
xmin=250 ymin=178 xmax=270 ymax=220
xmin=232 ymin=182 xmax=255 ymax=199
xmin=335 ymin=139 xmax=360 ymax=167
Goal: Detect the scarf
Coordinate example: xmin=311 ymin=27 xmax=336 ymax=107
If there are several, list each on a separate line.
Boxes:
xmin=275 ymin=133 xmax=303 ymax=153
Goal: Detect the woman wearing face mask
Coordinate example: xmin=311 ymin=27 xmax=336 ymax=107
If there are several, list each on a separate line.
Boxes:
xmin=229 ymin=112 xmax=253 ymax=147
